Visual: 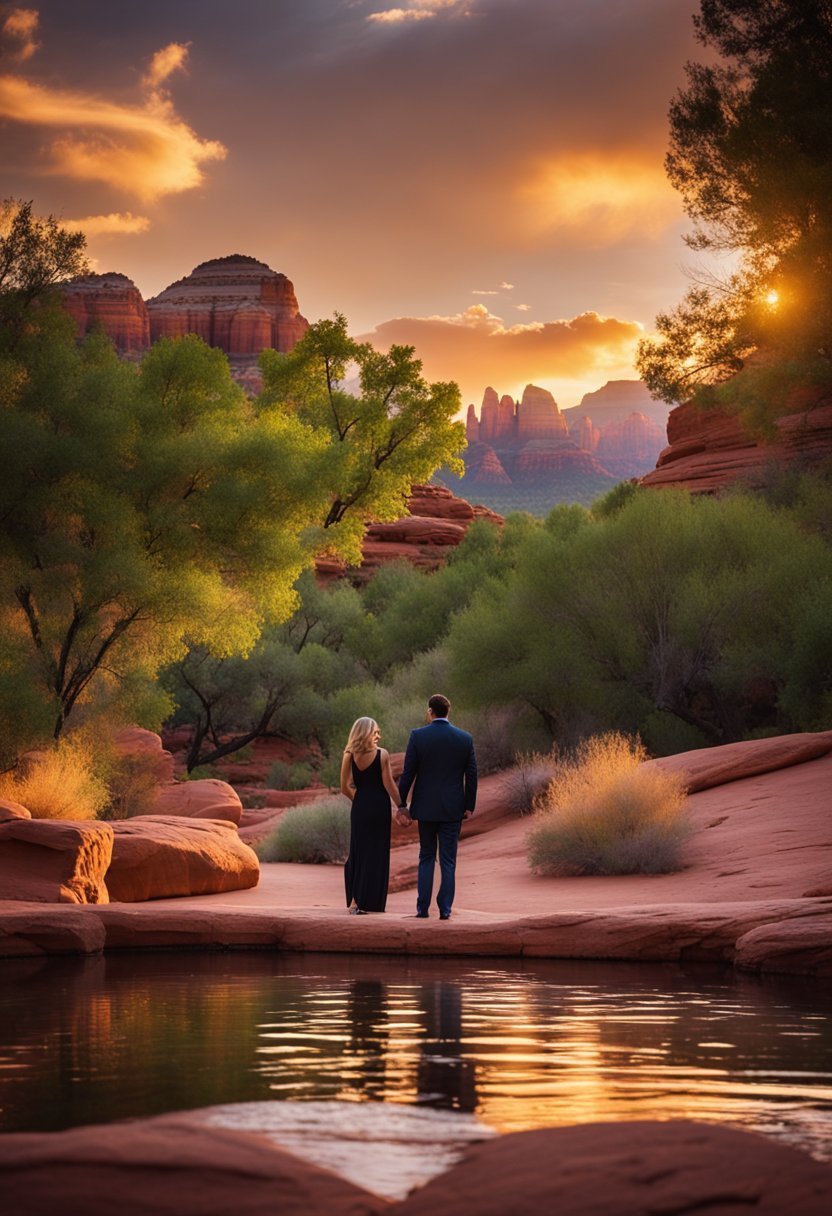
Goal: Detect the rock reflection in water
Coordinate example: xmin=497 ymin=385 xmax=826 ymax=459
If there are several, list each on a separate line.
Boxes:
xmin=1 ymin=953 xmax=831 ymax=1160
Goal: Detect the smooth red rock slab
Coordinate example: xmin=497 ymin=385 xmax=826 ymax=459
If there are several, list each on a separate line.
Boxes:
xmin=0 ymin=818 xmax=113 ymax=904
xmin=646 ymin=731 xmax=832 ymax=793
xmin=0 ymin=900 xmax=105 ymax=956
xmin=735 ymin=913 xmax=832 ymax=977
xmin=395 ymin=1120 xmax=832 ymax=1216
xmin=148 ymin=777 xmax=243 ymax=825
xmin=106 ymin=817 xmax=259 ymax=902
xmin=0 ymin=797 xmax=31 ymax=820
xmin=94 ymin=904 xmax=283 ymax=949
xmin=0 ymin=1114 xmax=382 ymax=1216
xmin=112 ymin=726 xmax=175 ymax=784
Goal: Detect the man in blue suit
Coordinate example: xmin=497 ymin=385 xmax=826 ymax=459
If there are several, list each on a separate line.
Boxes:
xmin=396 ymin=693 xmax=477 ymax=920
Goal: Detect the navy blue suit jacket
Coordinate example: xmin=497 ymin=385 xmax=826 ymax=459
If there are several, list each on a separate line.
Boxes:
xmin=398 ymin=719 xmax=477 ymax=822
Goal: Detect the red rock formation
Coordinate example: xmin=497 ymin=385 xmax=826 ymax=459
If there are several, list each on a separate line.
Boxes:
xmin=514 ymin=441 xmax=610 ymax=478
xmin=147 ymin=255 xmax=308 ymax=356
xmin=0 ymin=817 xmax=113 ymax=904
xmin=315 ymin=484 xmax=503 ymax=581
xmin=478 ymin=386 xmax=500 ymax=441
xmin=516 ymin=384 xmax=568 ymax=440
xmin=468 ymin=445 xmax=512 ymax=485
xmin=148 ymin=777 xmax=243 ymax=826
xmin=594 ymin=409 xmax=668 ymax=476
xmin=497 ymin=393 xmax=516 ymax=440
xmin=0 ymin=1113 xmax=382 ymax=1216
xmin=641 ymin=398 xmax=832 ymax=493
xmin=564 ymin=378 xmax=671 ymax=430
xmin=106 ymin=816 xmax=259 ymax=902
xmin=396 ymin=1121 xmax=832 ymax=1216
xmin=465 ymin=403 xmax=479 ymax=442
xmin=60 ymin=272 xmax=150 ymax=355
xmin=573 ymin=414 xmax=600 ymax=452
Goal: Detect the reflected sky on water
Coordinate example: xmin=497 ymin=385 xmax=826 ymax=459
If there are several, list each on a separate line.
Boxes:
xmin=1 ymin=952 xmax=831 ymax=1160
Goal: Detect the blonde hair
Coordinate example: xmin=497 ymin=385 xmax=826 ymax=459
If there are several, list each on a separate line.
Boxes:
xmin=345 ymin=717 xmax=379 ymax=756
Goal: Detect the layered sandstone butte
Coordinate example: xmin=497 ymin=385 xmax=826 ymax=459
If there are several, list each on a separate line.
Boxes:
xmin=641 ymin=396 xmax=832 ymax=493
xmin=146 ymin=255 xmax=309 ymax=375
xmin=478 ymin=386 xmax=500 ymax=441
xmin=60 ymin=272 xmax=150 ymax=355
xmin=61 ymin=256 xmax=309 ymax=390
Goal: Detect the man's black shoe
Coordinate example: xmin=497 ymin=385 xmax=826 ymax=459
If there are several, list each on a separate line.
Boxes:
xmin=439 ymin=912 xmax=451 ymax=920
xmin=415 ymin=912 xmax=428 ymax=918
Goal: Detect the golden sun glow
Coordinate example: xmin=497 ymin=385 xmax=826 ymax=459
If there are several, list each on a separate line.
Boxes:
xmin=765 ymin=289 xmax=780 ymax=307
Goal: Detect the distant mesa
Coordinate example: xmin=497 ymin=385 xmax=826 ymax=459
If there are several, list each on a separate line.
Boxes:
xmin=60 ymin=255 xmax=309 ymax=390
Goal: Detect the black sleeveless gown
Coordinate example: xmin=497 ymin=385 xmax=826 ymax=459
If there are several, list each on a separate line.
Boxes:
xmin=344 ymin=750 xmax=391 ymax=912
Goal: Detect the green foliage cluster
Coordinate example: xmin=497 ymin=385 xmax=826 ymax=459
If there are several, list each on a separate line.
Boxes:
xmin=256 ymin=796 xmax=351 ymax=864
xmin=167 ymin=474 xmax=832 ymax=776
xmin=637 ymin=1 xmax=832 ymax=408
xmin=527 ymin=733 xmax=689 ymax=876
xmin=266 ymin=760 xmax=314 ymax=791
xmin=0 ymin=204 xmax=466 ymax=769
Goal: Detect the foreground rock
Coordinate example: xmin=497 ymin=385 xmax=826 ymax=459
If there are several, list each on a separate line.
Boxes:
xmin=396 ymin=1120 xmax=832 ymax=1216
xmin=106 ymin=817 xmax=259 ymax=902
xmin=0 ymin=815 xmax=113 ymax=904
xmin=0 ymin=1113 xmax=381 ymax=1216
xmin=1 ymin=1115 xmax=829 ymax=1216
xmin=148 ymin=778 xmax=243 ymax=825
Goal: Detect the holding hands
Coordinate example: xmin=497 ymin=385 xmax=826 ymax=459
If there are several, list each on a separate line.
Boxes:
xmin=395 ymin=806 xmax=412 ymax=828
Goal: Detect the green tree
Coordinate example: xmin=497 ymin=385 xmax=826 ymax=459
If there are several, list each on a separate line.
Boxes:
xmin=0 ymin=199 xmax=88 ymax=343
xmin=259 ymin=314 xmax=466 ymax=563
xmin=0 ymin=321 xmax=332 ymax=756
xmin=637 ymin=1 xmax=832 ymax=402
xmin=447 ymin=489 xmax=832 ymax=750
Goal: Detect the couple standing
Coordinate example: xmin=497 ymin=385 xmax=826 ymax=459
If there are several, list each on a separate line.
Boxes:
xmin=340 ymin=694 xmax=478 ymax=919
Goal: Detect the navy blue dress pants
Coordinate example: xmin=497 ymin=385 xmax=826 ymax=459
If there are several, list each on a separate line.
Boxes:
xmin=417 ymin=819 xmax=462 ymax=916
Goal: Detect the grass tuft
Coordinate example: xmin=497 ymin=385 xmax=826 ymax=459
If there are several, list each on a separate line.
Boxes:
xmin=256 ymin=795 xmax=351 ymax=863
xmin=527 ymin=732 xmax=689 ymax=876
xmin=0 ymin=737 xmax=109 ymax=820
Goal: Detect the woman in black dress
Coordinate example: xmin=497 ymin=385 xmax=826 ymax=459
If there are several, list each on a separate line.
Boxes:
xmin=340 ymin=717 xmax=402 ymax=914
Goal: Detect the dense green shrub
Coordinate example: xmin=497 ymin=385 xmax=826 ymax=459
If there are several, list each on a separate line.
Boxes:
xmin=527 ymin=733 xmax=689 ymax=875
xmin=256 ymin=796 xmax=351 ymax=863
xmin=267 ymin=760 xmax=313 ymax=790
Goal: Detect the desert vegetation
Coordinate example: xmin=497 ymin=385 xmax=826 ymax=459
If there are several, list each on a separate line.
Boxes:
xmin=527 ymin=733 xmax=689 ymax=876
xmin=255 ymin=797 xmax=352 ymax=864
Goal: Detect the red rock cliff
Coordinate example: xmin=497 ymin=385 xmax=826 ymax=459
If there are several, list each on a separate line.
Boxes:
xmin=60 ymin=273 xmax=150 ymax=356
xmin=146 ymin=255 xmax=308 ymax=357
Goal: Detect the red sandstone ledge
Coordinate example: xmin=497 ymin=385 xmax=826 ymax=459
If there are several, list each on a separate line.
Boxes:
xmin=1 ymin=1113 xmax=830 ymax=1216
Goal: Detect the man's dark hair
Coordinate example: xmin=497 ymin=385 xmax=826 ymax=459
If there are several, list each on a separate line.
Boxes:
xmin=428 ymin=694 xmax=450 ymax=718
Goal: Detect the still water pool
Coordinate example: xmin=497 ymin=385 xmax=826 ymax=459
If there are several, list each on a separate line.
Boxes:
xmin=1 ymin=952 xmax=831 ymax=1160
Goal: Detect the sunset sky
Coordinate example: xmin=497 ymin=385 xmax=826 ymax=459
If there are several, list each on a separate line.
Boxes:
xmin=0 ymin=0 xmax=705 ymax=410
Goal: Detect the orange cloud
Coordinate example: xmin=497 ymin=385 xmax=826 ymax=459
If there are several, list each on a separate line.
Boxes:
xmin=0 ymin=42 xmax=225 ymax=201
xmin=521 ymin=153 xmax=682 ymax=247
xmin=1 ymin=7 xmax=39 ymax=61
xmin=368 ymin=1 xmax=470 ymax=24
xmin=142 ymin=42 xmax=189 ymax=90
xmin=361 ymin=305 xmax=644 ymax=409
xmin=63 ymin=212 xmax=151 ymax=236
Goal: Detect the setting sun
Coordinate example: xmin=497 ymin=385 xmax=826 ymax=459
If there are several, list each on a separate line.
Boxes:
xmin=765 ymin=289 xmax=780 ymax=307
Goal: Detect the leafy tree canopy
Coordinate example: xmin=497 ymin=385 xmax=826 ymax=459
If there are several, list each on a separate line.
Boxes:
xmin=0 ymin=199 xmax=88 ymax=342
xmin=637 ymin=0 xmax=832 ymax=402
xmin=0 ymin=315 xmax=333 ymax=756
xmin=259 ymin=313 xmax=466 ymax=564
